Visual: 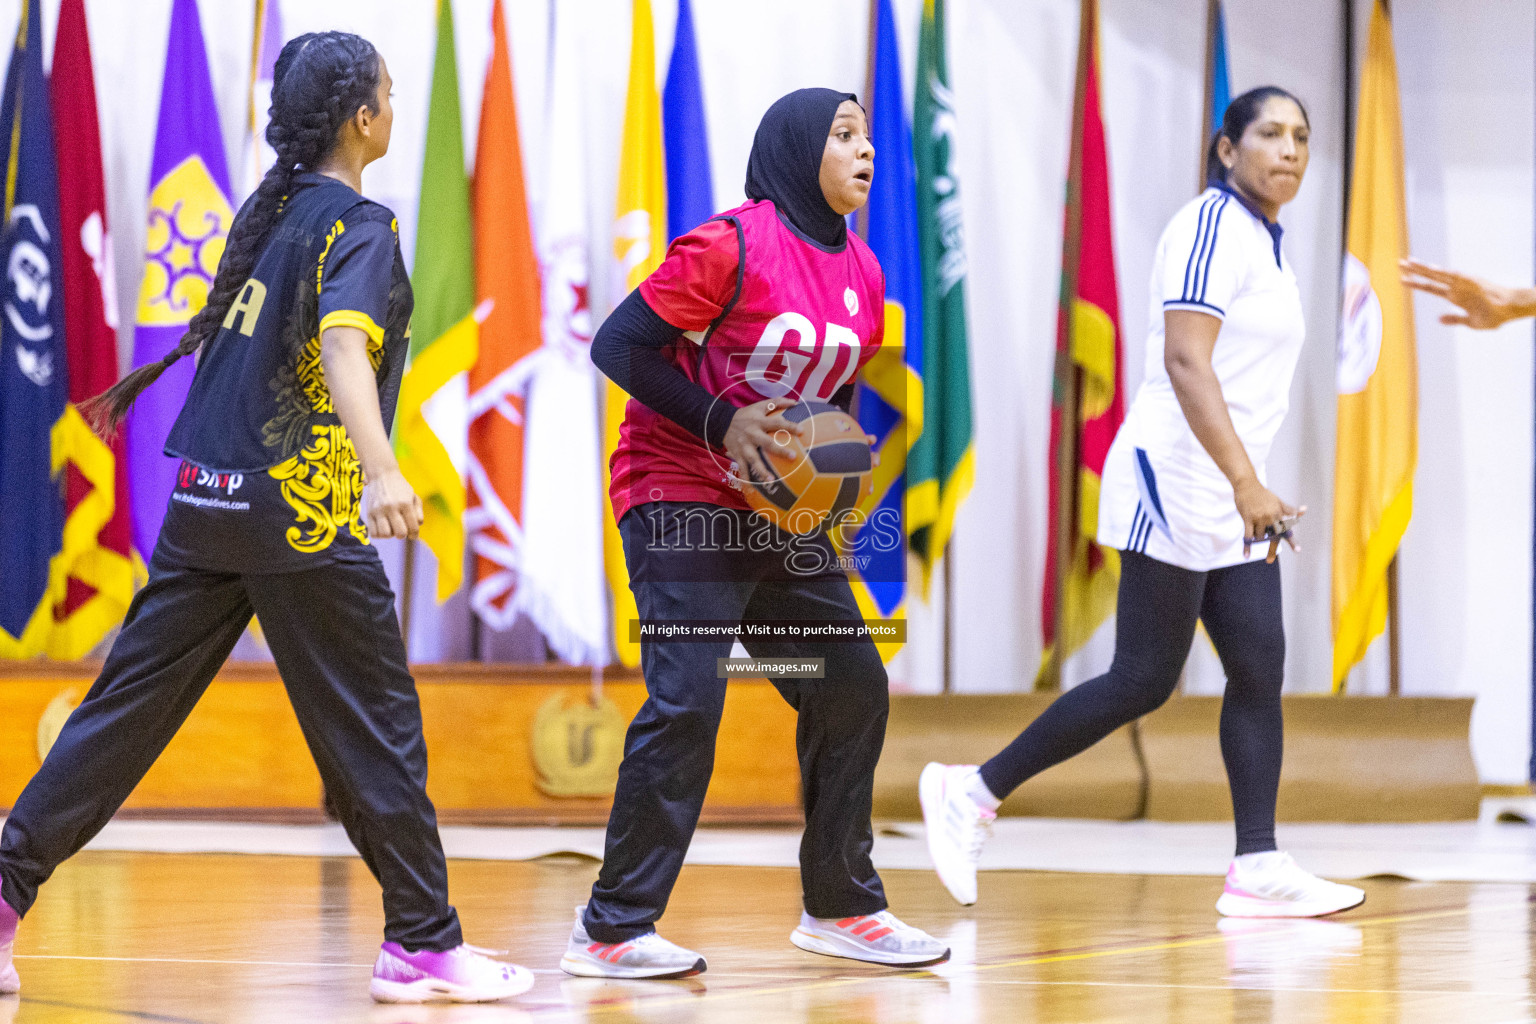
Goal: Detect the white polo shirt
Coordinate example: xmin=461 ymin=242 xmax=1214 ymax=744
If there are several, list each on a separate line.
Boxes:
xmin=1098 ymin=183 xmax=1307 ymax=572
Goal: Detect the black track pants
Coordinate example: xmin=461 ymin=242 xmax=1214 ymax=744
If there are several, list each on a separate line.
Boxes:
xmin=0 ymin=546 xmax=463 ymax=951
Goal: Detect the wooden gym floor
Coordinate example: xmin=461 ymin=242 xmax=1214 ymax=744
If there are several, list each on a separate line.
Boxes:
xmin=3 ymin=850 xmax=1533 ymax=1023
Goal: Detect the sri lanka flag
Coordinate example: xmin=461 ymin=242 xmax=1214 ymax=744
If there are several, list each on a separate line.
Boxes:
xmin=1041 ymin=0 xmax=1126 ymax=679
xmin=852 ymin=0 xmax=922 ymax=659
xmin=127 ymin=0 xmax=234 ymax=562
xmin=0 ymin=0 xmax=109 ymax=658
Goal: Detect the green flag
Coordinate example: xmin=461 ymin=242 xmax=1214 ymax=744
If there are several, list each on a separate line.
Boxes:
xmin=394 ymin=0 xmax=479 ymax=600
xmin=909 ymin=0 xmax=974 ymax=577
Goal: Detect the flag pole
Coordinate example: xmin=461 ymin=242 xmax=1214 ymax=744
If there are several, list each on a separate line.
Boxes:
xmin=1044 ymin=0 xmax=1095 ymax=692
xmin=942 ymin=544 xmax=954 ymax=693
xmin=246 ymin=0 xmax=265 ymax=145
xmin=1180 ymin=0 xmax=1221 ymax=698
xmin=1335 ymin=0 xmax=1355 ymax=695
xmin=1199 ymin=0 xmax=1218 ymax=187
xmin=858 ymin=0 xmax=877 ymax=243
xmin=1379 ymin=0 xmax=1403 ymax=698
xmin=468 ymin=545 xmax=482 ymax=661
xmin=400 ymin=540 xmax=416 ymax=651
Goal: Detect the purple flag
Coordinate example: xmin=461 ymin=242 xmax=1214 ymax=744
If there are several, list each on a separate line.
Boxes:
xmin=126 ymin=0 xmax=235 ymax=559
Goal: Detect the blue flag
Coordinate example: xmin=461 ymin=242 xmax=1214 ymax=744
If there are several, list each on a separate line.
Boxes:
xmin=126 ymin=0 xmax=234 ymax=560
xmin=662 ymin=0 xmax=713 ymax=241
xmin=1210 ymin=2 xmax=1231 ymax=130
xmin=0 ymin=0 xmax=68 ymax=651
xmin=851 ymin=0 xmax=923 ymax=637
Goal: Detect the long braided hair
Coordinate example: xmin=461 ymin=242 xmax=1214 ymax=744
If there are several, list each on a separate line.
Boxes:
xmin=85 ymin=31 xmax=382 ymax=436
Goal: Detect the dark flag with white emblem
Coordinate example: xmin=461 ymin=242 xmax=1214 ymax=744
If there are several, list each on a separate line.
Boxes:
xmin=0 ymin=0 xmax=70 ymax=655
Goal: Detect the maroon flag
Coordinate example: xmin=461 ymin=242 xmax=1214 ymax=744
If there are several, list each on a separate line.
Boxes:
xmin=52 ymin=0 xmax=135 ymax=650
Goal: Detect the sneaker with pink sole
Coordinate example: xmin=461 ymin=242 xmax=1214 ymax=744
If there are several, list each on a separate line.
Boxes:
xmin=369 ymin=942 xmax=534 ymax=1003
xmin=0 ymin=896 xmax=18 ymax=995
xmin=1215 ymin=852 xmax=1366 ymax=919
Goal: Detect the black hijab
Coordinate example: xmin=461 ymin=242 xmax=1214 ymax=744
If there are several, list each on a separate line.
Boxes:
xmin=745 ymin=88 xmax=859 ymax=249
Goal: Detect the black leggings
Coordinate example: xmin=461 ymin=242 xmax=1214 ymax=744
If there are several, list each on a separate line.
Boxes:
xmin=981 ymin=550 xmax=1285 ymax=855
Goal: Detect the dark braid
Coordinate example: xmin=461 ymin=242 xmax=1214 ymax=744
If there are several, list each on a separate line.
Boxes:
xmin=84 ymin=31 xmax=382 ymax=437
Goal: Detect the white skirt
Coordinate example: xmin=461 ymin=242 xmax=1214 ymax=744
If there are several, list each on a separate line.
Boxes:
xmin=1096 ymin=431 xmax=1266 ymax=573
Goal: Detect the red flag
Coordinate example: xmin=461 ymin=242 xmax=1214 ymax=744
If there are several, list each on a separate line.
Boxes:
xmin=466 ymin=0 xmax=543 ymax=630
xmin=52 ymin=0 xmax=136 ymax=652
xmin=1042 ymin=0 xmax=1126 ymax=676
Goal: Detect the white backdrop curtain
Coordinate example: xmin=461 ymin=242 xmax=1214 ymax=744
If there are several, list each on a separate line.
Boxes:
xmin=9 ymin=0 xmax=1530 ymax=781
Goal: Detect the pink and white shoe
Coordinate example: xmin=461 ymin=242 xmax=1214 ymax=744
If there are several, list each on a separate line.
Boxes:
xmin=790 ymin=909 xmax=949 ymax=967
xmin=1215 ymin=852 xmax=1366 ymax=919
xmin=0 ymin=896 xmax=18 ymax=994
xmin=919 ymin=762 xmax=996 ymax=906
xmin=369 ymin=942 xmax=534 ymax=1003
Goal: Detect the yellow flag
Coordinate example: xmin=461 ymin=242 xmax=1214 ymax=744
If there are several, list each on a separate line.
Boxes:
xmin=608 ymin=0 xmax=667 ymax=667
xmin=1332 ymin=0 xmax=1417 ymax=689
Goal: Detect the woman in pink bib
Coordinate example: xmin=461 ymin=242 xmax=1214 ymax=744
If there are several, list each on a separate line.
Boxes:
xmin=563 ymin=88 xmax=948 ymax=979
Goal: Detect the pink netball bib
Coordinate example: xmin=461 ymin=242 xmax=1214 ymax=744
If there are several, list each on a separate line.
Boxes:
xmin=611 ymin=199 xmax=885 ymax=519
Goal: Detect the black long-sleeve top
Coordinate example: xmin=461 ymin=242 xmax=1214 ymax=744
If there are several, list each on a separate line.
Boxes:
xmin=590 ymin=288 xmax=854 ymax=447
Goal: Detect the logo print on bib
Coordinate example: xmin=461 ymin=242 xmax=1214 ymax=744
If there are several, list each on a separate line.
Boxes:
xmin=844 ymin=288 xmax=858 ymax=316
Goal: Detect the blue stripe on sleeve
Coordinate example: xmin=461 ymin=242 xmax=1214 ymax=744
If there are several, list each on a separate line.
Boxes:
xmin=1184 ymin=196 xmax=1221 ymax=303
xmin=1163 ymin=299 xmax=1226 ymax=316
xmin=1181 ymin=194 xmax=1218 ymax=301
xmin=1186 ymin=196 xmax=1224 ymax=303
xmin=1195 ymin=196 xmax=1229 ymax=303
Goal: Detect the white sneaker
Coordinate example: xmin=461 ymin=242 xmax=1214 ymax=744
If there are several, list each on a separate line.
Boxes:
xmin=560 ymin=906 xmax=706 ymax=979
xmin=1215 ymin=852 xmax=1366 ymax=918
xmin=790 ymin=910 xmax=950 ymax=967
xmin=368 ymin=942 xmax=535 ymax=1003
xmin=0 ymin=898 xmax=17 ymax=995
xmin=919 ymin=762 xmax=996 ymax=906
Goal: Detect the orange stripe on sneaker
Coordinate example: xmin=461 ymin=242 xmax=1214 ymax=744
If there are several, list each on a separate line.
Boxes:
xmin=835 ymin=917 xmax=862 ymax=929
xmin=849 ymin=918 xmax=879 ymax=935
xmin=587 ymin=942 xmax=605 ymax=954
xmin=863 ymin=927 xmax=893 ymax=940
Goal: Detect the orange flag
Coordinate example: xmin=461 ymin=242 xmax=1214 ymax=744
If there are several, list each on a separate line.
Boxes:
xmin=467 ymin=0 xmax=542 ymax=631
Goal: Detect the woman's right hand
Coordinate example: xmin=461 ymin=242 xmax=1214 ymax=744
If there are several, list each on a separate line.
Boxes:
xmin=364 ymin=465 xmax=424 ymax=540
xmin=722 ymin=399 xmax=803 ymax=487
xmin=1234 ymin=478 xmax=1296 ymax=559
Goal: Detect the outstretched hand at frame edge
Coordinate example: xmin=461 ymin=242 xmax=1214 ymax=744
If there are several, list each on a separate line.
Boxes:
xmin=1400 ymin=257 xmax=1536 ymax=330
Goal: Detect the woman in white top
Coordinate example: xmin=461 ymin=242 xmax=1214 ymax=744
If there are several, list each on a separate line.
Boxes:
xmin=921 ymin=87 xmax=1366 ymax=919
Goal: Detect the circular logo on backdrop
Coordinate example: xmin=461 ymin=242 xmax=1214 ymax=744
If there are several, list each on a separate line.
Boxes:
xmin=1337 ymin=253 xmax=1383 ymax=395
xmin=531 ymin=693 xmax=625 ymax=797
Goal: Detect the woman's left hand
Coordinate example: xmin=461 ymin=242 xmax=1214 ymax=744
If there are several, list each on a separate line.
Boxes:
xmin=1400 ymin=258 xmax=1530 ymax=329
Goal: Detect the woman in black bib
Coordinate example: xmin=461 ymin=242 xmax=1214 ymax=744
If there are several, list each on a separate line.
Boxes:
xmin=0 ymin=33 xmax=530 ymax=1005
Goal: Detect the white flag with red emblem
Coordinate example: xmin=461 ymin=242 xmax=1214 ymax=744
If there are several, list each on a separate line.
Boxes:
xmin=518 ymin=0 xmax=609 ymax=665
